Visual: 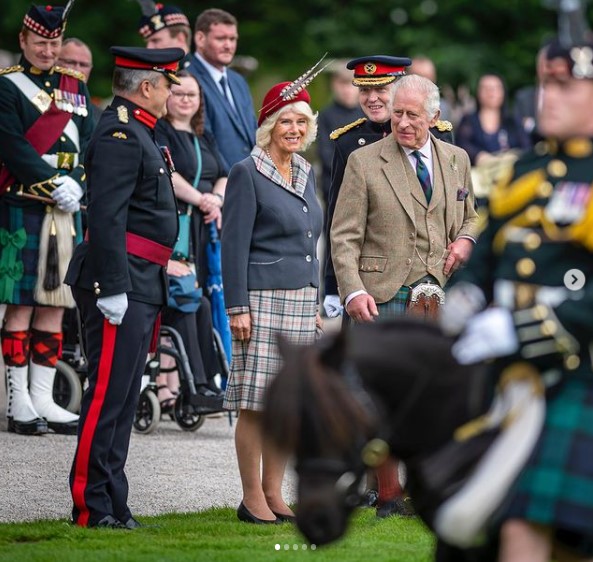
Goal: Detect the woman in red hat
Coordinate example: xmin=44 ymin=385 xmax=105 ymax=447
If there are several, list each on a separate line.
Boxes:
xmin=221 ymin=82 xmax=323 ymax=523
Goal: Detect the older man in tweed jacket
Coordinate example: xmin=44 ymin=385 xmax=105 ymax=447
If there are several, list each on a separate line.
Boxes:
xmin=331 ymin=74 xmax=479 ymax=322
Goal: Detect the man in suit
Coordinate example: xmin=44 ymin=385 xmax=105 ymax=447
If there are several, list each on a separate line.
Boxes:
xmin=188 ymin=8 xmax=257 ymax=171
xmin=331 ymin=74 xmax=479 ymax=520
xmin=323 ymin=56 xmax=454 ymax=319
xmin=331 ymin=73 xmax=479 ymax=321
xmin=66 ymin=46 xmax=184 ymax=529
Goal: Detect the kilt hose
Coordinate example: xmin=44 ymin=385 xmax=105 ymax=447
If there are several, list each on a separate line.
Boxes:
xmin=69 ymin=288 xmax=160 ymax=527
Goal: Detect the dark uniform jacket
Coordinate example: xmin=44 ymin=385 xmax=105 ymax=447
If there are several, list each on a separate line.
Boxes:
xmin=316 ymin=101 xmax=364 ymax=202
xmin=324 ymin=117 xmax=454 ymax=295
xmin=65 ymin=96 xmax=178 ymax=306
xmin=455 ymin=138 xmax=593 ymax=379
xmin=0 ymin=57 xmax=93 ymax=200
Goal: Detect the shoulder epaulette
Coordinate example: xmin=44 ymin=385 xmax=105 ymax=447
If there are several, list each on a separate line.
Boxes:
xmin=54 ymin=65 xmax=86 ymax=82
xmin=329 ymin=117 xmax=367 ymax=140
xmin=0 ymin=65 xmax=24 ymax=76
xmin=435 ymin=120 xmax=453 ymax=132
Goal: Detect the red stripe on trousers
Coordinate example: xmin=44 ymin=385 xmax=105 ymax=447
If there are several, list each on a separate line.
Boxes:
xmin=71 ymin=320 xmax=117 ymax=527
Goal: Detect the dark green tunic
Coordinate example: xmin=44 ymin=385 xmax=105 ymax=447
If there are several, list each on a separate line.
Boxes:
xmin=455 ymin=137 xmax=593 ymax=542
xmin=0 ymin=57 xmax=93 ymax=305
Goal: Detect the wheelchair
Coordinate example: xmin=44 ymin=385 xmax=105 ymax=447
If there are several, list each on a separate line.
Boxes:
xmin=52 ymin=311 xmax=229 ymax=435
xmin=133 ymin=325 xmax=229 ymax=434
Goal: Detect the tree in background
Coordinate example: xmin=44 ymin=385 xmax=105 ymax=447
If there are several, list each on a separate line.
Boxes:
xmin=1 ymin=0 xmax=589 ymax=107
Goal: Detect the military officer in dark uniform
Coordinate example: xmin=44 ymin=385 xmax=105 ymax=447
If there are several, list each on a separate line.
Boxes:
xmin=0 ymin=3 xmax=93 ymax=436
xmin=66 ymin=46 xmax=184 ymax=529
xmin=441 ymin=31 xmax=593 ymax=561
xmin=136 ymin=2 xmax=193 ymax=70
xmin=323 ymin=55 xmax=454 ymax=319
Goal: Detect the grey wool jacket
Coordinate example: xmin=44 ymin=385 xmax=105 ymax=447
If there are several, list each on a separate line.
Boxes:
xmin=221 ymin=150 xmax=323 ymax=310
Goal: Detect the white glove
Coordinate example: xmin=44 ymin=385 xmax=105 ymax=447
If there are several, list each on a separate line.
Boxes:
xmin=452 ymin=308 xmax=519 ymax=365
xmin=51 ymin=176 xmax=83 ymax=213
xmin=440 ymin=282 xmax=487 ymax=336
xmin=97 ymin=293 xmax=128 ymax=325
xmin=323 ymin=294 xmax=343 ymax=318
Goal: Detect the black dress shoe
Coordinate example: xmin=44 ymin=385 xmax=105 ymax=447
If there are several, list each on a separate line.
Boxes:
xmin=237 ymin=502 xmax=279 ymax=524
xmin=7 ymin=416 xmax=48 ymax=435
xmin=376 ymin=497 xmax=415 ymax=518
xmin=122 ymin=517 xmax=160 ymax=529
xmin=90 ymin=515 xmax=129 ymax=529
xmin=272 ymin=511 xmax=296 ymax=523
xmin=189 ymin=386 xmax=224 ymax=414
xmin=205 ymin=380 xmax=224 ymax=396
xmin=47 ymin=420 xmax=79 ymax=435
xmin=124 ymin=517 xmax=142 ymax=529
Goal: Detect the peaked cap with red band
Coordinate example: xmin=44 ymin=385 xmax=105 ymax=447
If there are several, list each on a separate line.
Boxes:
xmin=258 ymin=82 xmax=311 ymax=126
xmin=110 ymin=46 xmax=184 ymax=85
xmin=347 ymin=55 xmax=412 ymax=87
xmin=137 ymin=3 xmax=190 ymax=39
xmin=23 ymin=3 xmax=71 ymax=39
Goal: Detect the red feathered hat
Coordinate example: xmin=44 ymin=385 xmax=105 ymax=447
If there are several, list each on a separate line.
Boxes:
xmin=258 ymin=82 xmax=311 ymax=127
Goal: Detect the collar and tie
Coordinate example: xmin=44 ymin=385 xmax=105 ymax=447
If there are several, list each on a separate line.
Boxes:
xmin=412 ymin=150 xmax=432 ymax=203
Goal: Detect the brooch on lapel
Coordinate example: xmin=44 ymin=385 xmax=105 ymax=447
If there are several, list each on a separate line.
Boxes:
xmin=457 ymin=187 xmax=469 ymax=201
xmin=450 ymin=155 xmax=458 ymax=172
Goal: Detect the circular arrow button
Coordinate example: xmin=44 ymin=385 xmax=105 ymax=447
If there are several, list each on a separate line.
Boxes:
xmin=564 ymin=268 xmax=586 ymax=291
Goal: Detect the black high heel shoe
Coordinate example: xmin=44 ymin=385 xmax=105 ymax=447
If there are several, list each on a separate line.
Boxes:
xmin=237 ymin=502 xmax=279 ymax=524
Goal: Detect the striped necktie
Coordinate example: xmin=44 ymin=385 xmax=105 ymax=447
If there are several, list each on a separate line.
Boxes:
xmin=412 ymin=150 xmax=432 ymax=203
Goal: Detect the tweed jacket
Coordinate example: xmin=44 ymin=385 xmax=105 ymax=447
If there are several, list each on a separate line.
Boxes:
xmin=331 ymin=133 xmax=479 ymax=304
xmin=187 ymin=56 xmax=257 ymax=171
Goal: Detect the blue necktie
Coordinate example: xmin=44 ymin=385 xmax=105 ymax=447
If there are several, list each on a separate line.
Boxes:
xmin=219 ymin=76 xmax=235 ymax=111
xmin=412 ymin=150 xmax=432 ymax=203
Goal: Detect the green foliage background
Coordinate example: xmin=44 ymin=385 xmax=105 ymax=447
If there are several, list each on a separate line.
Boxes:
xmin=1 ymin=0 xmax=591 ymax=106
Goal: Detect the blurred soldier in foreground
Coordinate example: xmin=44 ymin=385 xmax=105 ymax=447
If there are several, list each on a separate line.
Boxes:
xmin=442 ymin=23 xmax=593 ymax=562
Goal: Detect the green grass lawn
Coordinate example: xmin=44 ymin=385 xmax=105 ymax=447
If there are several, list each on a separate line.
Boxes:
xmin=0 ymin=508 xmax=435 ymax=562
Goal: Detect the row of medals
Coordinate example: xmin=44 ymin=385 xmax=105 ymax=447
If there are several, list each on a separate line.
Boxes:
xmin=54 ymin=89 xmax=88 ymax=117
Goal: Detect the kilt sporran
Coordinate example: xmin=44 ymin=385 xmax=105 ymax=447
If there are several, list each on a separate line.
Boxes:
xmin=34 ymin=205 xmax=75 ymax=308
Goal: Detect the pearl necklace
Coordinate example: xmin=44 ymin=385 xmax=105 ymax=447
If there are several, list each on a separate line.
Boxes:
xmin=266 ymin=149 xmax=293 ymax=185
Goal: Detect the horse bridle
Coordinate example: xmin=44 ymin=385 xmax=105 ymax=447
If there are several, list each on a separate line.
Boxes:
xmin=295 ymin=360 xmax=390 ymax=508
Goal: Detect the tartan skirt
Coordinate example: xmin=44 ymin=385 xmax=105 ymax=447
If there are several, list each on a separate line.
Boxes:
xmin=504 ymin=377 xmax=593 ymax=544
xmin=223 ymin=286 xmax=318 ymax=412
xmin=0 ymin=199 xmax=82 ymax=306
xmin=0 ymin=201 xmax=43 ymax=305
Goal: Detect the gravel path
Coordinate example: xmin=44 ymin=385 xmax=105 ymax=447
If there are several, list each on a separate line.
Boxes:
xmin=0 ymin=306 xmax=338 ymax=524
xmin=0 ymin=393 xmax=295 ymax=524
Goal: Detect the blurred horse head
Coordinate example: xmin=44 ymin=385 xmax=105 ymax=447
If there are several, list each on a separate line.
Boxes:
xmin=263 ymin=318 xmax=491 ymax=546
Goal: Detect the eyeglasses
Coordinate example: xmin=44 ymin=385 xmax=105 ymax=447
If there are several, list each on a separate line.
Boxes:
xmin=170 ymin=92 xmax=198 ymax=100
xmin=57 ymin=58 xmax=92 ymax=70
